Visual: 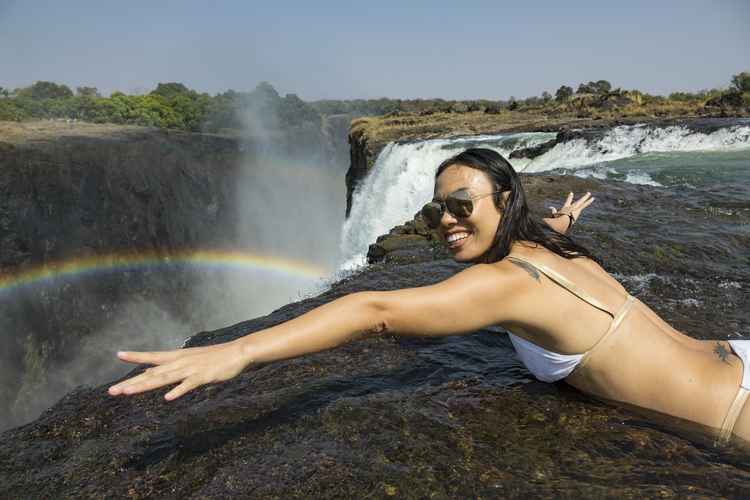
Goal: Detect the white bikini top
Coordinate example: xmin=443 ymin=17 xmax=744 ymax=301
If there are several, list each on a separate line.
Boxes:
xmin=507 ymin=332 xmax=584 ymax=382
xmin=728 ymin=340 xmax=750 ymax=390
xmin=504 ymin=255 xmax=637 ymax=383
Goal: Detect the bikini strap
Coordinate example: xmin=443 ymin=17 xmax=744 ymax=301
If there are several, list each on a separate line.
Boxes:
xmin=718 ymin=387 xmax=750 ymax=445
xmin=507 ymin=255 xmax=615 ymax=317
xmin=507 ymin=253 xmax=637 ymax=372
xmin=576 ymin=295 xmax=636 ymax=370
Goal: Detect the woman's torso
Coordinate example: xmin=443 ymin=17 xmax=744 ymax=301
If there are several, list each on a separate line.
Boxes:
xmin=496 ymin=241 xmax=743 ymax=431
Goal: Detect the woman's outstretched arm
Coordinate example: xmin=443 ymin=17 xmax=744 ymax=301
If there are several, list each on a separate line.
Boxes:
xmin=109 ymin=263 xmax=514 ymax=401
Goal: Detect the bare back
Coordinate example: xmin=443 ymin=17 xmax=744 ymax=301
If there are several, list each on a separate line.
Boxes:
xmin=496 ymin=241 xmax=743 ymax=433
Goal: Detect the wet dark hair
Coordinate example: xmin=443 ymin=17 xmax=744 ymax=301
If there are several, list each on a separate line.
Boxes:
xmin=435 ymin=148 xmax=598 ymax=264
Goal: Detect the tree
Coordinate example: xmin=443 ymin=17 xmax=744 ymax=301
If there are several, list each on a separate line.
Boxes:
xmin=541 ymin=91 xmax=552 ymax=103
xmin=76 ymin=86 xmax=100 ymax=98
xmin=730 ymin=72 xmax=750 ymax=93
xmin=19 ymin=81 xmax=74 ymax=100
xmin=555 ymin=85 xmax=573 ymax=102
xmin=279 ymin=93 xmax=320 ymax=126
xmin=594 ymin=80 xmax=612 ymax=94
xmin=150 ymin=82 xmax=192 ymax=99
xmin=253 ymin=81 xmax=281 ymax=101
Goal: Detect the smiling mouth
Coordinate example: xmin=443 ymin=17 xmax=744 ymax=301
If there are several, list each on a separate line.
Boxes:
xmin=446 ymin=232 xmax=471 ymax=249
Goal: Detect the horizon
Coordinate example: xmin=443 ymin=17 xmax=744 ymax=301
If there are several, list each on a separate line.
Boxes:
xmin=1 ymin=1 xmax=749 ymax=101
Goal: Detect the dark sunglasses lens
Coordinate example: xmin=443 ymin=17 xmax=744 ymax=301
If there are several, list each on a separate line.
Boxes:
xmin=421 ymin=202 xmax=443 ymax=228
xmin=446 ymin=196 xmax=474 ymax=218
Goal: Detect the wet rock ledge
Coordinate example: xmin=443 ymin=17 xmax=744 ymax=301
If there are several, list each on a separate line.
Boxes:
xmin=2 ymin=167 xmax=749 ymax=497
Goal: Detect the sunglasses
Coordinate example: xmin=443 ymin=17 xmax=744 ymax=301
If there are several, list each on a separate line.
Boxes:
xmin=421 ymin=189 xmax=502 ymax=229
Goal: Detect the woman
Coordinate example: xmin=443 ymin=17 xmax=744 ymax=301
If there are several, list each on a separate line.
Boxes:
xmin=108 ymin=148 xmax=749 ymax=445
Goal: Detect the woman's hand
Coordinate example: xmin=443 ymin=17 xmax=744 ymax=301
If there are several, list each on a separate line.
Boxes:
xmin=108 ymin=341 xmax=252 ymax=401
xmin=550 ymin=191 xmax=595 ymax=222
xmin=544 ymin=191 xmax=595 ymax=234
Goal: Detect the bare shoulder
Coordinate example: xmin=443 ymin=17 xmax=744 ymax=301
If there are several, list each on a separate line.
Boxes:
xmin=435 ymin=261 xmax=525 ymax=297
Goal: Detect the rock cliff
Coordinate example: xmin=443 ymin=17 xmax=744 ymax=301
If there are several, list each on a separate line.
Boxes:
xmin=0 ymin=121 xmax=248 ymax=430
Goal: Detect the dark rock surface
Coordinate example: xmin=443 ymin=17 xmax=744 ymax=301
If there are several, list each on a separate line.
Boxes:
xmin=509 ymin=138 xmax=557 ymax=160
xmin=706 ymin=92 xmax=745 ymax=109
xmin=345 ymin=122 xmax=373 ymax=217
xmin=2 ymin=167 xmax=749 ymax=497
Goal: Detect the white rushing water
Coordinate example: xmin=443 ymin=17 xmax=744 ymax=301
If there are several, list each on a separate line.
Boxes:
xmin=338 ymin=124 xmax=750 ymax=270
xmin=522 ymin=123 xmax=750 ymax=172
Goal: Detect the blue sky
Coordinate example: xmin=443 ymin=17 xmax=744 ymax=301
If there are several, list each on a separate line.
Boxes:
xmin=1 ymin=0 xmax=748 ymax=100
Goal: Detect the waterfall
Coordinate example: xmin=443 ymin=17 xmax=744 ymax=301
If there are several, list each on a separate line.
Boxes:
xmin=337 ymin=132 xmax=553 ymax=269
xmin=338 ymin=123 xmax=750 ymax=270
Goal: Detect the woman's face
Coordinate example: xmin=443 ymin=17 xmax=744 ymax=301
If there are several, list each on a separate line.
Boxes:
xmin=434 ymin=164 xmax=505 ymax=263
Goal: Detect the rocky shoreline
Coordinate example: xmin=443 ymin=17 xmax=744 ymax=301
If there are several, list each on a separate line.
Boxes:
xmin=2 ymin=163 xmax=749 ymax=496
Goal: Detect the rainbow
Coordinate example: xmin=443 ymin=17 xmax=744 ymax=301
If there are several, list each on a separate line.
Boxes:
xmin=0 ymin=249 xmax=331 ymax=294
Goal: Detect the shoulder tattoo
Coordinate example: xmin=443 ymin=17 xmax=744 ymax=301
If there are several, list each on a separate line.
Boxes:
xmin=509 ymin=259 xmax=541 ymax=282
xmin=714 ymin=341 xmax=732 ymax=365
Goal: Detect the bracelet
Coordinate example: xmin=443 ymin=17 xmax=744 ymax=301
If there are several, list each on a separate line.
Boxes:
xmin=565 ymin=212 xmax=575 ymax=227
xmin=552 ymin=211 xmax=575 ymax=229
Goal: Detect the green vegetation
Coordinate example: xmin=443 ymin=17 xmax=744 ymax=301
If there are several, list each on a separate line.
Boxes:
xmin=0 ymin=80 xmax=323 ymax=133
xmin=555 ymin=85 xmax=574 ymax=102
xmin=0 ymin=71 xmax=748 ymax=132
xmin=731 ymin=72 xmax=750 ymax=93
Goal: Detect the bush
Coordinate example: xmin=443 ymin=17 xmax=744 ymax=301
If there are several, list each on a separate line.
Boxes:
xmin=0 ymin=100 xmax=28 ymax=121
xmin=731 ymin=72 xmax=750 ymax=93
xmin=555 ymin=85 xmax=573 ymax=102
xmin=17 ymin=81 xmax=74 ymax=100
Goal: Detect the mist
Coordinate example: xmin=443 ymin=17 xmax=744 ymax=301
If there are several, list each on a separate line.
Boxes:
xmin=0 ymin=88 xmax=349 ymax=433
xmin=3 ymin=300 xmax=189 ymax=428
xmin=188 ymin=84 xmax=347 ymax=328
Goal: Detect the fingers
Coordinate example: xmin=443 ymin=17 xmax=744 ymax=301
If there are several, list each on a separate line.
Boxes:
xmin=579 ymin=196 xmax=595 ymax=209
xmin=108 ymin=342 xmax=248 ymax=402
xmin=568 ymin=192 xmax=595 ymax=221
xmin=108 ymin=366 xmax=189 ymax=396
xmin=572 ymin=193 xmax=594 ymax=210
xmin=116 ymin=349 xmax=185 ymax=366
xmin=552 ymin=191 xmax=594 ymax=214
xmin=164 ymin=377 xmax=202 ymax=401
xmin=564 ymin=192 xmax=574 ymax=206
xmin=573 ymin=192 xmax=593 ymax=204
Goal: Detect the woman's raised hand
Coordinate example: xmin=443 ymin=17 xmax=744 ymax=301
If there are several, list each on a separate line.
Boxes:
xmin=108 ymin=341 xmax=251 ymax=401
xmin=549 ymin=191 xmax=595 ymax=224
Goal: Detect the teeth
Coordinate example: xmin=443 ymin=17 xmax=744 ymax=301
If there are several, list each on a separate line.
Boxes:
xmin=447 ymin=232 xmax=470 ymax=243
